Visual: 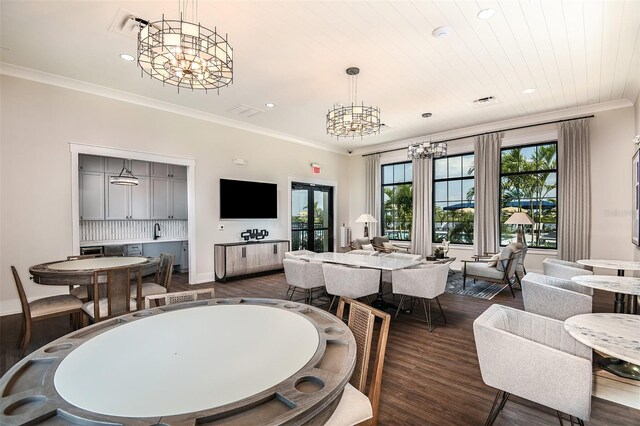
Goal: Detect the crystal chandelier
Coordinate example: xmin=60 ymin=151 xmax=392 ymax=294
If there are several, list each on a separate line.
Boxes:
xmin=137 ymin=0 xmax=233 ymax=92
xmin=407 ymin=113 xmax=447 ymax=159
xmin=326 ymin=67 xmax=381 ymax=138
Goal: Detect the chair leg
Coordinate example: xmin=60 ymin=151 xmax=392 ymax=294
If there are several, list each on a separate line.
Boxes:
xmin=394 ymin=295 xmax=406 ymax=320
xmin=422 ymin=298 xmax=433 ymax=331
xmin=21 ymin=322 xmax=31 ymax=357
xmin=435 ymin=296 xmax=446 ymax=324
xmin=288 ymin=286 xmax=297 ymax=301
xmin=328 ymin=295 xmax=337 ymax=312
xmin=463 ymin=275 xmax=466 ymax=290
xmin=556 ymin=411 xmax=564 ymax=425
xmin=485 ymin=390 xmax=510 ymax=426
xmin=507 ymin=280 xmax=515 ymax=298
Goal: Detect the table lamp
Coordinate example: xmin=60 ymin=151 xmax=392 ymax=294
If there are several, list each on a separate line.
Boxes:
xmin=355 ymin=214 xmax=377 ymax=238
xmin=505 ymin=212 xmax=534 ymax=245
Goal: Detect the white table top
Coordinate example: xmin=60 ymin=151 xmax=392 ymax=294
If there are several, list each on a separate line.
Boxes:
xmin=577 ymin=259 xmax=640 ymax=272
xmin=564 ymin=313 xmax=640 ymax=365
xmin=54 ymin=304 xmax=320 ymax=417
xmin=47 ymin=256 xmax=149 ymax=271
xmin=301 ymin=252 xmax=422 ymax=271
xmin=572 ymin=275 xmax=640 ymax=295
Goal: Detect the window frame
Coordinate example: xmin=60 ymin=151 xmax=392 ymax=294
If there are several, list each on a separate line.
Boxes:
xmin=499 ymin=141 xmax=558 ymax=249
xmin=432 ymin=152 xmax=475 ymax=245
xmin=380 ymin=161 xmax=413 ymax=242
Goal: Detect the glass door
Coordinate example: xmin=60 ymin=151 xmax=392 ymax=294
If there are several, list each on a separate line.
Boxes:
xmin=291 ymin=183 xmax=334 ymax=252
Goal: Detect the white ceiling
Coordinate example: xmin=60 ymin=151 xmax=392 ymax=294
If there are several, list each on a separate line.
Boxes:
xmin=1 ymin=1 xmax=639 ymax=152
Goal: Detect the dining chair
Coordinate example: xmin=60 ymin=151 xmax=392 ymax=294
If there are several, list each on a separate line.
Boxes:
xmin=130 ymin=253 xmax=174 ymax=300
xmin=83 ymin=265 xmax=142 ymax=323
xmin=542 ymin=258 xmax=593 ymax=280
xmin=391 ymin=264 xmax=449 ymax=331
xmin=322 ymin=264 xmax=380 ymax=311
xmin=144 ymin=288 xmax=215 ymax=309
xmin=325 ymin=297 xmax=390 ymax=426
xmin=284 ymin=249 xmax=316 ymax=260
xmin=66 ymin=254 xmax=104 ymax=301
xmin=283 ymin=258 xmax=325 ymax=305
xmin=521 ymin=273 xmax=593 ymax=321
xmin=11 ymin=266 xmax=83 ymax=356
xmin=474 ymin=304 xmax=592 ymax=426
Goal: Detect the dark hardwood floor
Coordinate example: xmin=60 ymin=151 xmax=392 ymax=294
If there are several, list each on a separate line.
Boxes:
xmin=2 ymin=272 xmax=638 ymax=425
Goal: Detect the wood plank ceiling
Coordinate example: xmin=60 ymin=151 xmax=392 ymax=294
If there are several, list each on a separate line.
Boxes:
xmin=0 ymin=1 xmax=638 ymax=150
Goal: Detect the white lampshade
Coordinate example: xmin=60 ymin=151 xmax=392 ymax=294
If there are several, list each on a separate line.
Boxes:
xmin=355 ymin=214 xmax=378 ymax=223
xmin=505 ymin=212 xmax=534 ymax=225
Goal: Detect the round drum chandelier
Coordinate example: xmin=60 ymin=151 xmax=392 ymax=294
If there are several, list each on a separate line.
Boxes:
xmin=326 ymin=67 xmax=380 ymax=139
xmin=137 ymin=1 xmax=233 ymax=93
xmin=407 ymin=113 xmax=447 ymax=159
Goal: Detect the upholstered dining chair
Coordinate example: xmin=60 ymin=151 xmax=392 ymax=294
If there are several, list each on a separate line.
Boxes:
xmin=325 ymin=297 xmax=390 ymax=426
xmin=66 ymin=254 xmax=103 ymax=301
xmin=322 ymin=264 xmax=380 ymax=311
xmin=284 ymin=249 xmax=316 ymax=260
xmin=521 ymin=273 xmax=593 ymax=321
xmin=283 ymin=258 xmax=326 ymax=305
xmin=83 ymin=265 xmax=142 ymax=323
xmin=391 ymin=264 xmax=449 ymax=331
xmin=130 ymin=253 xmax=174 ymax=300
xmin=474 ymin=304 xmax=592 ymax=426
xmin=144 ymin=288 xmax=215 ymax=309
xmin=461 ymin=252 xmax=520 ymax=298
xmin=11 ymin=266 xmax=83 ymax=356
xmin=543 ymin=258 xmax=593 ymax=280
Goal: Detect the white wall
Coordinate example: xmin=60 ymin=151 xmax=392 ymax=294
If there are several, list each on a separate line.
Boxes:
xmin=347 ymin=106 xmax=637 ymax=273
xmin=0 ymin=75 xmax=350 ymax=314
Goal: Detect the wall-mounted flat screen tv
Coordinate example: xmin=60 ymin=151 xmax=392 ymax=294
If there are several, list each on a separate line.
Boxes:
xmin=220 ymin=179 xmax=278 ymax=219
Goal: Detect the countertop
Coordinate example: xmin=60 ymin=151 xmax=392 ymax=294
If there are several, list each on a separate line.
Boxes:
xmin=80 ymin=237 xmax=188 ymax=247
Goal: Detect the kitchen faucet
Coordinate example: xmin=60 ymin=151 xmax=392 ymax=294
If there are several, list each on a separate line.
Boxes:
xmin=154 ymin=223 xmax=161 ymax=240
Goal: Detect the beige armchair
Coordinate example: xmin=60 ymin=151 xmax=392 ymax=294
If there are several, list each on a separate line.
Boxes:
xmin=371 ymin=236 xmax=410 ymax=253
xmin=461 ymin=252 xmax=519 ymax=298
xmin=474 ymin=304 xmax=592 ymax=425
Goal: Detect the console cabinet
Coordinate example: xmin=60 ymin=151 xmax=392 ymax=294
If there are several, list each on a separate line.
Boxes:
xmin=214 ymin=240 xmax=290 ymax=282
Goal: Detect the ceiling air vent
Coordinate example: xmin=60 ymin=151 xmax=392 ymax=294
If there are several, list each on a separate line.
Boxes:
xmin=228 ymin=104 xmax=265 ymax=118
xmin=109 ymin=8 xmax=148 ymax=38
xmin=470 ymin=96 xmax=498 ymax=107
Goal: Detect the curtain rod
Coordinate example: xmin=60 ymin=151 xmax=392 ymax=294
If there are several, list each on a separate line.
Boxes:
xmin=361 ymin=114 xmax=595 ymax=157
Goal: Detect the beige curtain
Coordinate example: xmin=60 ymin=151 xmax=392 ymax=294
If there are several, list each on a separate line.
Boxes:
xmin=473 ymin=133 xmax=501 ymax=255
xmin=364 ymin=154 xmax=381 ymax=237
xmin=410 ymin=157 xmax=432 ymax=256
xmin=558 ymin=119 xmax=590 ymax=261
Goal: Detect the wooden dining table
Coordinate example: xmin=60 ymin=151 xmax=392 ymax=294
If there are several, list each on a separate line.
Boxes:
xmin=0 ymin=298 xmax=356 ymax=425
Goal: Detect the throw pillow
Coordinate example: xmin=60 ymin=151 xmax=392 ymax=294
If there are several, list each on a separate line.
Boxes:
xmin=362 ymin=244 xmax=375 ymax=251
xmin=487 ymin=254 xmax=500 ymax=267
xmin=496 ymin=246 xmax=514 ymax=272
xmin=382 ymin=242 xmax=395 ymax=250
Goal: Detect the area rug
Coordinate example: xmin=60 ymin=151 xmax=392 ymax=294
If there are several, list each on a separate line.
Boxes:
xmin=445 ymin=271 xmax=509 ymax=300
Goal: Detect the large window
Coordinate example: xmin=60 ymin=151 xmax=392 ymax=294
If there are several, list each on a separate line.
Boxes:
xmin=433 ymin=153 xmax=475 ymax=244
xmin=500 ymin=142 xmax=557 ymax=248
xmin=381 ymin=162 xmax=412 ymax=241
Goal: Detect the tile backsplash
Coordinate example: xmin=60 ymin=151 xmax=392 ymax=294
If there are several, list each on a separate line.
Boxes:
xmin=80 ymin=220 xmax=188 ymax=242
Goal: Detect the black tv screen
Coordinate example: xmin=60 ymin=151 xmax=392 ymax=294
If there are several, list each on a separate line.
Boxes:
xmin=220 ymin=179 xmax=278 ymax=219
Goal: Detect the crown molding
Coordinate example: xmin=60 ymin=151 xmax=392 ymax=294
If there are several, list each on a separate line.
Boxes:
xmin=354 ymin=98 xmax=634 ymax=156
xmin=0 ymin=62 xmax=346 ymax=155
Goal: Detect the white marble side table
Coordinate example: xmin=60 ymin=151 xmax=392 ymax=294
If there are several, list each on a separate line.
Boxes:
xmin=577 ymin=259 xmax=640 ymax=314
xmin=565 ymin=313 xmax=640 ymax=381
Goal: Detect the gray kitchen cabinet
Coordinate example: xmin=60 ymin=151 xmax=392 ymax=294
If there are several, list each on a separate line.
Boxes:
xmin=80 ymin=171 xmax=104 ymax=220
xmin=106 ymin=175 xmax=150 ymax=220
xmin=151 ymin=162 xmax=187 ymax=179
xmin=106 ymin=158 xmax=149 ymax=177
xmin=130 ymin=160 xmax=149 ymax=177
xmin=79 ymin=155 xmax=104 ymax=173
xmin=151 ymin=177 xmax=171 ymax=219
xmin=172 ymin=179 xmax=188 ymax=219
xmin=106 ymin=157 xmax=127 ymax=174
xmin=171 ymin=165 xmax=187 ymax=180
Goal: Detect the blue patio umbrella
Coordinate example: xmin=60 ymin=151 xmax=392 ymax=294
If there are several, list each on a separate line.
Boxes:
xmin=442 ymin=200 xmax=556 ymax=211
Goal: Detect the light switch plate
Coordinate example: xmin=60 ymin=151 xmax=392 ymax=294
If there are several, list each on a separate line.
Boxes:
xmin=218 ymin=224 xmax=224 ymax=230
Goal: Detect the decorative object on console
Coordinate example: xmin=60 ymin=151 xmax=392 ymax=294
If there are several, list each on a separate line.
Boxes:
xmin=109 ymin=160 xmax=139 ymax=186
xmin=326 ymin=67 xmax=380 ymax=138
xmin=355 ymin=214 xmax=377 ymax=238
xmin=137 ymin=0 xmax=233 ymax=93
xmin=433 ymin=247 xmax=445 ymax=259
xmin=407 ymin=113 xmax=447 ymax=159
xmin=505 ymin=212 xmax=534 ymax=245
xmin=241 ymin=229 xmax=269 ymax=242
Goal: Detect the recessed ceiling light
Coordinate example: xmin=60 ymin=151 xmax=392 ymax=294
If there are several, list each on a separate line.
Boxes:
xmin=477 ymin=8 xmax=496 ymax=20
xmin=522 ymin=88 xmax=536 ymax=94
xmin=432 ymin=26 xmax=453 ymax=39
xmin=119 ymin=53 xmax=135 ymax=61
xmin=265 ymin=103 xmax=276 ymax=108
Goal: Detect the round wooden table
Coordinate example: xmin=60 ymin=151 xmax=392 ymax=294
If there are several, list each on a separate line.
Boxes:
xmin=0 ymin=298 xmax=356 ymax=425
xmin=30 ymin=256 xmax=157 ymax=286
